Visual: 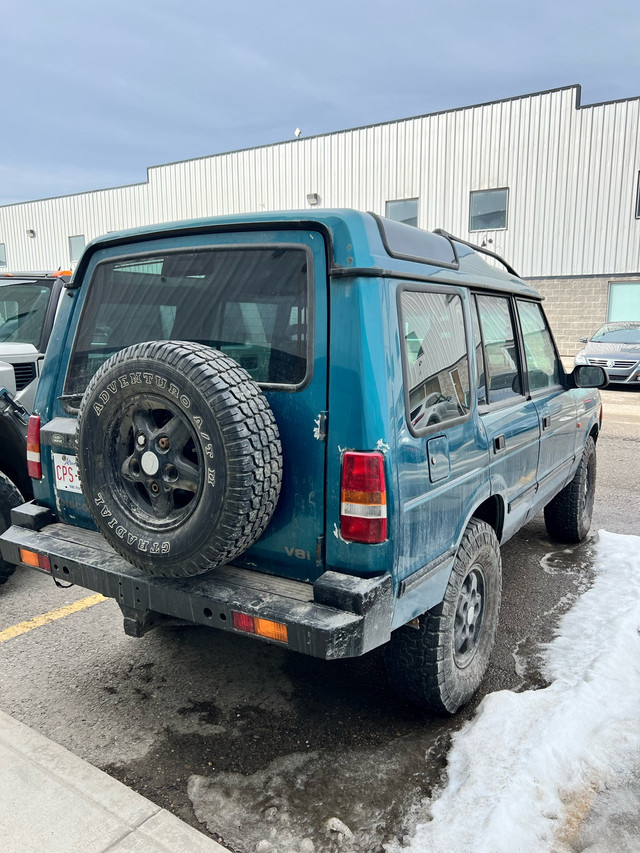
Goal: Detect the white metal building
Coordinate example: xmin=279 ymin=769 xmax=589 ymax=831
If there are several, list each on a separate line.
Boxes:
xmin=1 ymin=84 xmax=639 ymax=354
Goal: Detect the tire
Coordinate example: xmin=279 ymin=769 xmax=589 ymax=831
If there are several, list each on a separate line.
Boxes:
xmin=0 ymin=472 xmax=23 ymax=585
xmin=543 ymin=436 xmax=596 ymax=544
xmin=384 ymin=519 xmax=502 ymax=714
xmin=77 ymin=341 xmax=282 ymax=577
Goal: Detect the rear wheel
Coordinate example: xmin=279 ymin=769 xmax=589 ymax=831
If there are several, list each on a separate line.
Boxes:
xmin=0 ymin=472 xmax=23 ymax=585
xmin=385 ymin=519 xmax=502 ymax=714
xmin=544 ymin=436 xmax=596 ymax=543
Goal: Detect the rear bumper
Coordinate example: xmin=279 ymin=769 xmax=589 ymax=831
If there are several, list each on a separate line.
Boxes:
xmin=0 ymin=504 xmax=393 ymax=659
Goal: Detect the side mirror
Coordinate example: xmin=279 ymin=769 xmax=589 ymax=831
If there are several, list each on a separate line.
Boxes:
xmin=579 ymin=337 xmax=588 ymax=343
xmin=572 ymin=364 xmax=608 ymax=389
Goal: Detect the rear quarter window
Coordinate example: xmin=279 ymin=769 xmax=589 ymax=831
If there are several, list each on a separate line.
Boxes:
xmin=400 ymin=289 xmax=470 ymax=431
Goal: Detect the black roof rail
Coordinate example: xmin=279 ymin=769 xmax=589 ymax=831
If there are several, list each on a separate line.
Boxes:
xmin=433 ymin=229 xmax=519 ymax=278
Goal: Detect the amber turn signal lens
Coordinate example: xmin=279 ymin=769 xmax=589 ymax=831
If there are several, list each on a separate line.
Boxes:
xmin=254 ymin=618 xmax=288 ymax=643
xmin=19 ymin=549 xmax=51 ymax=571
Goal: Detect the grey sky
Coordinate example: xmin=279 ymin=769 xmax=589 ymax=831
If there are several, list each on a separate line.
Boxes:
xmin=1 ymin=0 xmax=638 ymax=206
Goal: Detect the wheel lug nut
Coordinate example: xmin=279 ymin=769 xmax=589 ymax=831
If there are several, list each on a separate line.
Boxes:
xmin=150 ymin=482 xmax=160 ymax=494
xmin=137 ymin=434 xmax=146 ymax=447
xmin=158 ymin=436 xmax=170 ymax=450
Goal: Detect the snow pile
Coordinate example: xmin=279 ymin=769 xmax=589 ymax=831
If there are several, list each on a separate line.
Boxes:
xmin=394 ymin=530 xmax=640 ymax=853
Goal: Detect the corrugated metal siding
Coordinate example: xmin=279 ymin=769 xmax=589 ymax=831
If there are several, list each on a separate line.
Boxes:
xmin=1 ymin=86 xmax=638 ymax=276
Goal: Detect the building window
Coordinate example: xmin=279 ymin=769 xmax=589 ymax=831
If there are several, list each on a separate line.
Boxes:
xmin=608 ymin=282 xmax=640 ymax=321
xmin=69 ymin=235 xmax=86 ymax=263
xmin=0 ymin=243 xmax=6 ymax=267
xmin=470 ymin=188 xmax=508 ymax=232
xmin=386 ymin=199 xmax=418 ymax=227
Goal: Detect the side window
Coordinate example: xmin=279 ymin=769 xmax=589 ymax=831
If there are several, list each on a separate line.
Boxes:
xmin=471 ymin=299 xmax=487 ymax=406
xmin=401 ymin=290 xmax=470 ymax=430
xmin=476 ymin=294 xmax=522 ymax=403
xmin=517 ymin=300 xmax=562 ymax=391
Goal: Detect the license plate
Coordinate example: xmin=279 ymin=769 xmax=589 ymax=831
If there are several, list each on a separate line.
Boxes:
xmin=53 ymin=453 xmax=82 ymax=494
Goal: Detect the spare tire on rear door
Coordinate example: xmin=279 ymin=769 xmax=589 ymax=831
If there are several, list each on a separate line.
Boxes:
xmin=77 ymin=341 xmax=282 ymax=578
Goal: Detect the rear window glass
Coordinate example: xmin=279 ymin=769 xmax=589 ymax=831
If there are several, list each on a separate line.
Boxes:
xmin=65 ymin=246 xmax=310 ymax=399
xmin=0 ymin=283 xmax=52 ymax=348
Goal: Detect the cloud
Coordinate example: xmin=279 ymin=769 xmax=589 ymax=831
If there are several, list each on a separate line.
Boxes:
xmin=1 ymin=0 xmax=638 ymax=203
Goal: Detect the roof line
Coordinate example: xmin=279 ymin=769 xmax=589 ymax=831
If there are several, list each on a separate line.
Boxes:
xmin=2 ymin=83 xmax=639 ymax=210
xmin=145 ymin=84 xmax=638 ymax=172
xmin=148 ymin=85 xmax=586 ymax=173
xmin=0 ymin=180 xmax=148 ymax=210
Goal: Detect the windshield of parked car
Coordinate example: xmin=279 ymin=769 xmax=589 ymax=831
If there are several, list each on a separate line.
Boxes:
xmin=0 ymin=282 xmax=52 ymax=347
xmin=591 ymin=323 xmax=640 ymax=344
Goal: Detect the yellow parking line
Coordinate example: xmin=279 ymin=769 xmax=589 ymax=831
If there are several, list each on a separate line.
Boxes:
xmin=0 ymin=594 xmax=107 ymax=643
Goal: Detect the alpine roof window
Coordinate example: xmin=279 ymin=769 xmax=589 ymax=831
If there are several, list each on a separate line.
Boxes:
xmin=0 ymin=243 xmax=6 ymax=268
xmin=374 ymin=215 xmax=457 ymax=268
xmin=65 ymin=245 xmax=311 ymax=401
xmin=636 ymin=172 xmax=640 ymax=219
xmin=470 ymin=189 xmax=509 ymax=232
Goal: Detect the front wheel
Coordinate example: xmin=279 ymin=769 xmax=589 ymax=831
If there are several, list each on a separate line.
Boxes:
xmin=385 ymin=519 xmax=502 ymax=714
xmin=544 ymin=436 xmax=596 ymax=543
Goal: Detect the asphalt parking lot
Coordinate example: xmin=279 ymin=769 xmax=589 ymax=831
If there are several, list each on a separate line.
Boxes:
xmin=0 ymin=385 xmax=638 ymax=852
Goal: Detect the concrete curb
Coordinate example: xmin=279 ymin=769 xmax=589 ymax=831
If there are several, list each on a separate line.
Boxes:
xmin=0 ymin=709 xmax=229 ymax=853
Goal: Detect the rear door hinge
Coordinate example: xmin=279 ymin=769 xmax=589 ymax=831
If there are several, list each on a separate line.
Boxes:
xmin=314 ymin=411 xmax=328 ymax=441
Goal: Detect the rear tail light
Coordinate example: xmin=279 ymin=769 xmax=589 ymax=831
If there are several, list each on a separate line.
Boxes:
xmin=232 ymin=612 xmax=288 ymax=644
xmin=340 ymin=451 xmax=387 ymax=543
xmin=27 ymin=415 xmax=42 ymax=479
xmin=19 ymin=549 xmax=51 ymax=572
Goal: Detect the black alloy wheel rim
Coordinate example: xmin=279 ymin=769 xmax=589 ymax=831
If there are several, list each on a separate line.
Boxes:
xmin=453 ymin=565 xmax=486 ymax=668
xmin=113 ymin=398 xmax=203 ymax=525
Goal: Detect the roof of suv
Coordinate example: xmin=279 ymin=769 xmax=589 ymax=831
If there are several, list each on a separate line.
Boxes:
xmin=72 ymin=209 xmax=541 ymax=298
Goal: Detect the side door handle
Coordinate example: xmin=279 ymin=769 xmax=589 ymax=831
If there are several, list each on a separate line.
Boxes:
xmin=542 ymin=415 xmax=551 ymax=430
xmin=493 ymin=434 xmax=506 ymax=452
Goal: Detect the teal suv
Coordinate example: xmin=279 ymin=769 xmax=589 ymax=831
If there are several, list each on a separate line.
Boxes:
xmin=0 ymin=210 xmax=607 ymax=713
